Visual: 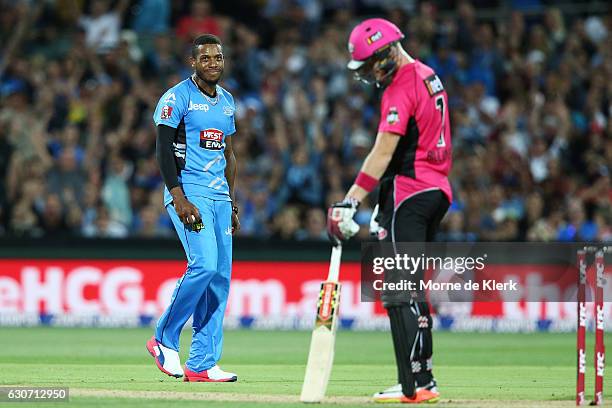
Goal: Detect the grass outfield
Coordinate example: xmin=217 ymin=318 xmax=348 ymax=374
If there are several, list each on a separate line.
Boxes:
xmin=0 ymin=328 xmax=609 ymax=407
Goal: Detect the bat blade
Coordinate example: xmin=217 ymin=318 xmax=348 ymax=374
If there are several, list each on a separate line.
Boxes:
xmin=300 ymin=281 xmax=341 ymax=403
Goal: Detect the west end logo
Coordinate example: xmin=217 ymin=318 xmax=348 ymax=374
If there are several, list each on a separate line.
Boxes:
xmin=189 ymin=101 xmax=210 ymax=112
xmin=200 ymin=128 xmax=224 ymax=150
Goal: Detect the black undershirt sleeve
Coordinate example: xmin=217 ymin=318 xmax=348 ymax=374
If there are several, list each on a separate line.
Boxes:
xmin=155 ymin=124 xmax=180 ymax=191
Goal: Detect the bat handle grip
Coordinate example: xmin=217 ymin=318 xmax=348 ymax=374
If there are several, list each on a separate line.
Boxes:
xmin=327 ymin=244 xmax=342 ymax=282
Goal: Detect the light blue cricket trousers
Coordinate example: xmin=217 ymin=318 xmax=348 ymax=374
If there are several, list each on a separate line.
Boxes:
xmin=155 ymin=196 xmax=232 ymax=372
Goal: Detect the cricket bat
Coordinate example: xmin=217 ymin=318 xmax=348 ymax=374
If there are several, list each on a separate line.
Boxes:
xmin=300 ymin=244 xmax=342 ymax=403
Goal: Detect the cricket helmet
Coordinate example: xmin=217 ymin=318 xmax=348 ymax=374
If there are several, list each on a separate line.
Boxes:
xmin=347 ymin=18 xmax=404 ymax=71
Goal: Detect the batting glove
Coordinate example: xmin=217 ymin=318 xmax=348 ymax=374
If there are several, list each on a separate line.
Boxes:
xmin=369 ymin=204 xmax=381 ymax=236
xmin=327 ymin=198 xmax=360 ymax=246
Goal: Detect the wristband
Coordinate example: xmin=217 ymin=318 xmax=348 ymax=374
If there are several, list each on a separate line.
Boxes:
xmin=355 ymin=171 xmax=379 ymax=193
xmin=232 ymin=205 xmax=239 ymax=215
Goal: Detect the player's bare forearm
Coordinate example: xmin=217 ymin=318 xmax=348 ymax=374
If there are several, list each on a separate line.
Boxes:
xmin=346 ymin=184 xmax=370 ymax=203
xmin=169 ymin=186 xmax=186 ymax=201
xmin=346 ymin=131 xmax=400 ymax=202
xmin=224 ymin=136 xmax=237 ymax=202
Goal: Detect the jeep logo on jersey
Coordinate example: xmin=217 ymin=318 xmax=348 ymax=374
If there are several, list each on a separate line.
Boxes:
xmin=189 ymin=101 xmax=210 ymax=112
xmin=200 ymin=129 xmax=224 ymax=150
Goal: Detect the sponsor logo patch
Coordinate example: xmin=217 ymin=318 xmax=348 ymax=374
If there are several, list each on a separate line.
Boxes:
xmin=596 ymin=304 xmax=604 ymax=330
xmin=160 ymin=105 xmax=173 ymax=120
xmin=424 ymin=74 xmax=444 ymax=96
xmin=200 ymin=128 xmax=224 ymax=150
xmin=318 ymin=282 xmax=338 ymax=322
xmin=596 ymin=351 xmax=605 ymax=377
xmin=188 ymin=101 xmax=210 ymax=111
xmin=223 ymin=105 xmax=234 ymax=116
xmin=386 ymin=107 xmax=399 ymax=125
xmin=367 ymin=31 xmax=383 ymax=45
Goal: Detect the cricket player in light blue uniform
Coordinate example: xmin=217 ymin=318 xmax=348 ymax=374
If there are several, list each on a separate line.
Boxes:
xmin=146 ymin=34 xmax=240 ymax=382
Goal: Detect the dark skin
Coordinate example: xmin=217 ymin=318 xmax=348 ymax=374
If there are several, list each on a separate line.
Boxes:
xmin=170 ymin=43 xmax=240 ymax=233
xmin=191 ymin=43 xmax=224 ymax=94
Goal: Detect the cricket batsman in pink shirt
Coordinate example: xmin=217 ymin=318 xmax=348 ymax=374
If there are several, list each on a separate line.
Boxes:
xmin=327 ymin=18 xmax=452 ymax=404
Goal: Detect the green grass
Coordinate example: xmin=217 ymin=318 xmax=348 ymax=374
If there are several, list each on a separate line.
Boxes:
xmin=0 ymin=328 xmax=609 ymax=407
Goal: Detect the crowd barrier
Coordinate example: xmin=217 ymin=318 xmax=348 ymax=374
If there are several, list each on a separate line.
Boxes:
xmin=0 ymin=238 xmax=609 ymax=332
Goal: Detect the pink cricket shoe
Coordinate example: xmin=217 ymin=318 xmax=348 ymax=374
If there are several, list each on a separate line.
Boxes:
xmin=183 ymin=365 xmax=238 ymax=382
xmin=145 ymin=336 xmax=184 ymax=378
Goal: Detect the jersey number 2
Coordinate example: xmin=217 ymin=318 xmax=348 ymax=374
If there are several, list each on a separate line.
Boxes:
xmin=435 ymin=95 xmax=446 ymax=148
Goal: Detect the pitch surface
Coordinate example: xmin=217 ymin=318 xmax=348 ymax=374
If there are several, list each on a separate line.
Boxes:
xmin=0 ymin=328 xmax=609 ymax=407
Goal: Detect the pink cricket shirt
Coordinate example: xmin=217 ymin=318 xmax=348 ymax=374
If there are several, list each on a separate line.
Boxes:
xmin=377 ymin=60 xmax=453 ymax=208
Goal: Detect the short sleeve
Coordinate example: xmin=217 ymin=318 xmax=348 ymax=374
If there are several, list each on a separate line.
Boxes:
xmin=153 ymin=88 xmax=187 ymax=128
xmin=227 ymin=112 xmax=236 ymax=136
xmin=377 ymin=86 xmax=415 ymax=136
xmin=226 ymin=93 xmax=236 ymax=136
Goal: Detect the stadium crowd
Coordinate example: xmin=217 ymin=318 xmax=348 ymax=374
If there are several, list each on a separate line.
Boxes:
xmin=0 ymin=0 xmax=610 ymax=242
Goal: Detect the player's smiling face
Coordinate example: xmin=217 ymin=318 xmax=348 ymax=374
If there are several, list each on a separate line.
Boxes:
xmin=192 ymin=44 xmax=224 ymax=84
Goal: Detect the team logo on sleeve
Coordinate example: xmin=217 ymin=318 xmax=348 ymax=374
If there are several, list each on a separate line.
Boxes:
xmin=160 ymin=105 xmax=173 ymax=120
xmin=200 ymin=129 xmax=224 ymax=150
xmin=223 ymin=106 xmax=234 ymax=116
xmin=386 ymin=107 xmax=399 ymax=125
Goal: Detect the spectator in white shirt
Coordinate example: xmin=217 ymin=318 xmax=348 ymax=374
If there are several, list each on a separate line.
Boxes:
xmin=79 ymin=0 xmax=128 ymax=53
